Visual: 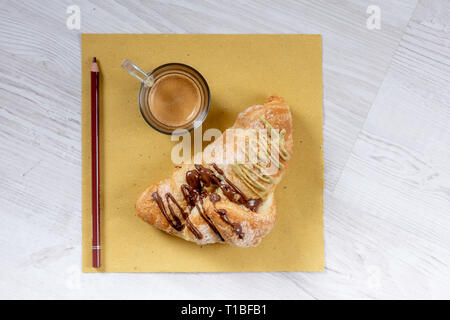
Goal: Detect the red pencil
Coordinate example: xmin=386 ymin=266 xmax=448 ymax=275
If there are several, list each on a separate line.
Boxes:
xmin=91 ymin=57 xmax=101 ymax=268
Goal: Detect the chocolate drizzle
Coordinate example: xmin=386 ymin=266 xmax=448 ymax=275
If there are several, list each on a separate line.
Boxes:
xmin=195 ymin=203 xmax=224 ymax=241
xmin=151 ymin=192 xmax=183 ymax=231
xmin=212 ymin=163 xmax=224 ymax=175
xmin=209 ymin=192 xmax=221 ymax=205
xmin=209 ymin=193 xmax=245 ymax=239
xmin=215 ymin=209 xmax=244 ymax=239
xmin=186 ymin=170 xmax=201 ymax=190
xmin=209 ymin=164 xmax=263 ymax=212
xmin=247 ymin=199 xmax=263 ymax=212
xmin=166 ymin=192 xmax=203 ymax=240
xmin=152 ymin=163 xmax=262 ymax=241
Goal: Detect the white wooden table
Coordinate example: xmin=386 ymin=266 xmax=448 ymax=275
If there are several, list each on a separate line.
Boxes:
xmin=0 ymin=0 xmax=449 ymax=299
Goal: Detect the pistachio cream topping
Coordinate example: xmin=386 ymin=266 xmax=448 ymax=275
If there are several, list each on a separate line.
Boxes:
xmin=231 ymin=116 xmax=290 ymax=196
xmin=259 ymin=116 xmax=290 ymax=161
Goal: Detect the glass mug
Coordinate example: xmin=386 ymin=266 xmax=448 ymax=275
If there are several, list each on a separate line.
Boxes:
xmin=122 ymin=59 xmax=211 ymax=135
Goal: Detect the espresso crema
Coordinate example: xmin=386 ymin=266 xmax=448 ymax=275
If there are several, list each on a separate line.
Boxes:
xmin=148 ymin=73 xmax=201 ymax=127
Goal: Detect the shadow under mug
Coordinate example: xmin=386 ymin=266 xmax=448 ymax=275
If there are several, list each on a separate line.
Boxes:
xmin=123 ymin=61 xmax=211 ymax=135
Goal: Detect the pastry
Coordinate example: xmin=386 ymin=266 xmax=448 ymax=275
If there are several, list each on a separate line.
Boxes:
xmin=135 ymin=96 xmax=293 ymax=247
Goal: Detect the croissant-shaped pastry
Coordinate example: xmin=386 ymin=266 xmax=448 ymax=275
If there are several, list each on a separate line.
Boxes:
xmin=135 ymin=96 xmax=293 ymax=247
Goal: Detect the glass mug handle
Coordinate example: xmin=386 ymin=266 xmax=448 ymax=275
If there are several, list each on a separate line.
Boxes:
xmin=121 ymin=59 xmax=154 ymax=87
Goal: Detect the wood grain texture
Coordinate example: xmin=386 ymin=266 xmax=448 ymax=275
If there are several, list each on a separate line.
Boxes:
xmin=333 ymin=0 xmax=450 ymax=299
xmin=2 ymin=0 xmax=449 ymax=299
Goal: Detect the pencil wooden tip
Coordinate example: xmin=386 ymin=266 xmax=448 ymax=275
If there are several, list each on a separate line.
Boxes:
xmin=91 ymin=57 xmax=99 ymax=72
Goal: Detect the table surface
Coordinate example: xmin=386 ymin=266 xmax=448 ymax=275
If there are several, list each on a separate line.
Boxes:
xmin=0 ymin=0 xmax=449 ymax=299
